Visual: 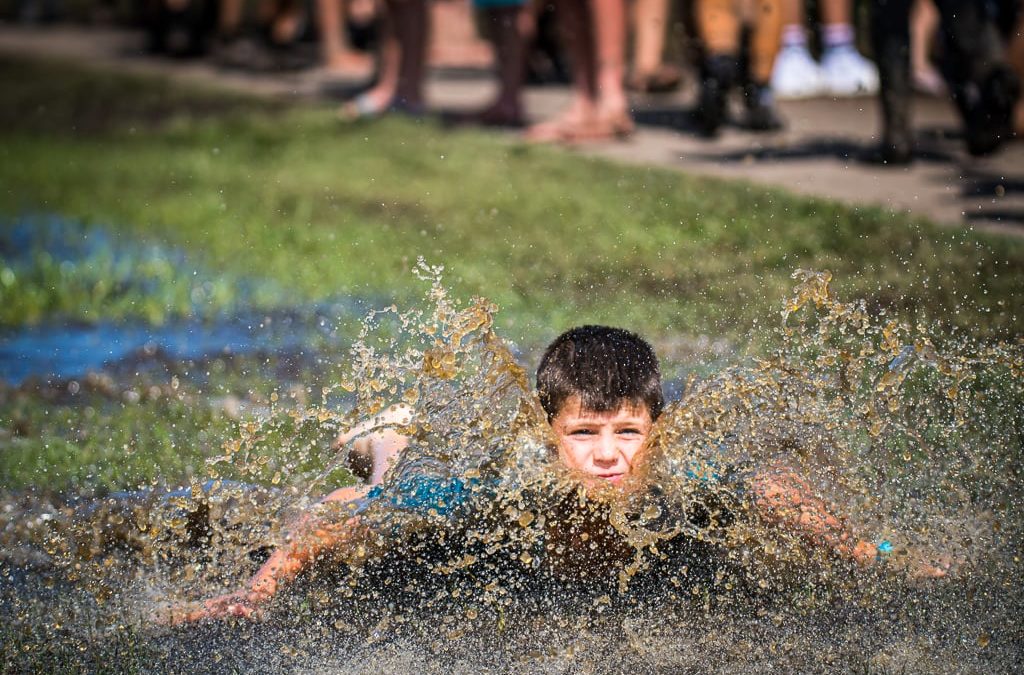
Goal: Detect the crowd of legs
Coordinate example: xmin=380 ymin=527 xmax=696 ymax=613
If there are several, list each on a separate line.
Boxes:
xmin=132 ymin=0 xmax=1024 ymax=159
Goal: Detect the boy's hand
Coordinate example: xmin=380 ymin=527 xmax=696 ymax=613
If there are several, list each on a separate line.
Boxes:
xmin=869 ymin=542 xmax=955 ymax=581
xmin=156 ymin=588 xmax=270 ymax=626
xmin=904 ymin=553 xmax=955 ymax=581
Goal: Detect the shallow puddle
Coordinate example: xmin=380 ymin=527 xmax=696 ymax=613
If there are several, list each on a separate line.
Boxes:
xmin=2 ymin=265 xmax=1022 ymax=673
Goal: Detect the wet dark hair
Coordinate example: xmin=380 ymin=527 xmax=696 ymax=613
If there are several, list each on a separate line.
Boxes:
xmin=536 ymin=325 xmax=664 ymax=422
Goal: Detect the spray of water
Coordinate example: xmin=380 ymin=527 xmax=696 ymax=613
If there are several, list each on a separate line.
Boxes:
xmin=2 ymin=264 xmax=1021 ymax=672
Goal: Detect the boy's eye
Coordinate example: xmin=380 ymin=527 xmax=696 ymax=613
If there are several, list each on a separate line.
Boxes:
xmin=618 ymin=428 xmax=643 ymax=436
xmin=569 ymin=429 xmax=596 ymax=436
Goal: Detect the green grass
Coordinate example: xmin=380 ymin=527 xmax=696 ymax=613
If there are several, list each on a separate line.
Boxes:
xmin=2 ymin=55 xmax=1022 ymax=347
xmin=1 ymin=53 xmax=1022 ymax=492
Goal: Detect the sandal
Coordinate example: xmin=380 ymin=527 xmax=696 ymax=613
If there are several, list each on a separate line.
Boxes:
xmin=525 ymin=111 xmax=634 ymax=144
xmin=338 ymin=94 xmax=426 ymax=122
xmin=627 ymin=64 xmax=684 ymax=94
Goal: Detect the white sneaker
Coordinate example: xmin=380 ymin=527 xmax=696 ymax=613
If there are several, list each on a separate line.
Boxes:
xmin=820 ymin=45 xmax=880 ymax=97
xmin=771 ymin=45 xmax=826 ymax=99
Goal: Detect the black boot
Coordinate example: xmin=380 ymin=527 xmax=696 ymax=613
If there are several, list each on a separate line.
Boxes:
xmin=695 ymin=55 xmax=737 ymax=138
xmin=870 ymin=0 xmax=915 ymax=165
xmin=742 ymin=82 xmax=784 ymax=132
xmin=958 ymin=64 xmax=1020 ymax=157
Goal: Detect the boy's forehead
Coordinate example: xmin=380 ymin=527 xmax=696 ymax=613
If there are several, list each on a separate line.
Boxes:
xmin=555 ymin=396 xmax=652 ymax=420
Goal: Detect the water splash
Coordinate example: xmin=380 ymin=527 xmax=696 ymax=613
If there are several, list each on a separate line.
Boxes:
xmin=2 ymin=265 xmax=1022 ymax=672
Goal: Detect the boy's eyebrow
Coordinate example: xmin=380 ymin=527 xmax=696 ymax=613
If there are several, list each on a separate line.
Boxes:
xmin=569 ymin=413 xmax=650 ymax=423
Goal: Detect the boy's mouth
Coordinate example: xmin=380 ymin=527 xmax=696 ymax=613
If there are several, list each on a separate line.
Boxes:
xmin=595 ymin=473 xmax=625 ymax=484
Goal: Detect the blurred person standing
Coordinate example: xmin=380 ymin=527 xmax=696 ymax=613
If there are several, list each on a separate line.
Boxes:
xmin=871 ymin=0 xmax=1020 ymax=163
xmin=1003 ymin=2 xmax=1024 ymax=136
xmin=909 ymin=0 xmax=943 ymax=95
xmin=316 ymin=0 xmax=376 ymax=76
xmin=463 ymin=0 xmax=535 ymax=127
xmin=693 ymin=0 xmax=785 ymax=136
xmin=627 ymin=0 xmax=684 ymax=92
xmin=338 ymin=0 xmax=534 ymax=124
xmin=771 ymin=0 xmax=879 ymax=98
xmin=526 ymin=0 xmax=634 ymax=142
xmin=339 ymin=0 xmax=429 ymax=118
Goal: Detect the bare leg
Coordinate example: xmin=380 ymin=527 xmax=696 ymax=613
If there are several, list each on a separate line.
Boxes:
xmin=629 ymin=0 xmax=681 ymax=91
xmin=819 ymin=0 xmax=847 ymax=25
xmin=525 ymin=0 xmax=599 ymax=140
xmin=743 ymin=0 xmax=784 ymax=130
xmin=219 ymin=0 xmax=244 ymax=36
xmin=591 ymin=0 xmax=631 ymax=125
xmin=696 ymin=0 xmax=740 ymax=57
xmin=778 ymin=0 xmax=799 ymax=26
xmin=909 ymin=0 xmax=942 ymax=93
xmin=339 ymin=3 xmax=401 ymax=117
xmin=470 ymin=5 xmax=532 ymax=126
xmin=694 ymin=0 xmax=741 ymax=135
xmin=268 ymin=0 xmax=305 ymax=45
xmin=391 ymin=0 xmax=429 ymax=110
xmin=747 ymin=0 xmax=781 ymax=84
xmin=316 ymin=0 xmax=374 ymax=74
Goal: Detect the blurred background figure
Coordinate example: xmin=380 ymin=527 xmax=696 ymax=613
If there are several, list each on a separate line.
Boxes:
xmin=462 ymin=0 xmax=535 ymax=127
xmin=526 ymin=0 xmax=634 ymax=142
xmin=1010 ymin=6 xmax=1024 ymax=137
xmin=771 ymin=0 xmax=878 ymax=99
xmin=340 ymin=0 xmax=428 ymax=119
xmin=693 ymin=0 xmax=784 ymax=136
xmin=871 ymin=0 xmax=1020 ymax=164
xmin=340 ymin=0 xmax=532 ymax=125
xmin=627 ymin=0 xmax=684 ymax=93
xmin=144 ymin=0 xmax=219 ymax=57
xmin=315 ymin=0 xmax=375 ymax=76
xmin=909 ymin=0 xmax=943 ymax=95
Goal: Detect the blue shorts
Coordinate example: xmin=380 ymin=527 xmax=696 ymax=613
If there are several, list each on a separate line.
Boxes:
xmin=364 ymin=473 xmax=479 ymax=517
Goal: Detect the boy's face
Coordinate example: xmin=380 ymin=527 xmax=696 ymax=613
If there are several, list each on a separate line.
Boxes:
xmin=550 ymin=396 xmax=653 ymax=487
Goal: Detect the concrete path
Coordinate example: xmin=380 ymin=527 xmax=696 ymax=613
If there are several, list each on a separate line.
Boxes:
xmin=2 ymin=24 xmax=1022 ymax=235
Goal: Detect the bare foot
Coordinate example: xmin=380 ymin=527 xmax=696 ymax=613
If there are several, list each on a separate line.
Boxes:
xmin=338 ymin=90 xmax=392 ymax=122
xmin=627 ymin=64 xmax=684 ymax=93
xmin=912 ymin=65 xmax=946 ymax=96
xmin=525 ymin=98 xmax=594 ymax=143
xmin=525 ymin=110 xmax=633 ymax=144
xmin=526 ymin=97 xmax=633 ymax=144
xmin=324 ymin=52 xmax=374 ymax=78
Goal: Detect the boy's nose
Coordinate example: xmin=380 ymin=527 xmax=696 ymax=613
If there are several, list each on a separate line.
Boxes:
xmin=593 ymin=434 xmax=618 ymax=463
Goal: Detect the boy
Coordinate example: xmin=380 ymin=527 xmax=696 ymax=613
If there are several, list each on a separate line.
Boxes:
xmin=169 ymin=325 xmax=940 ymax=623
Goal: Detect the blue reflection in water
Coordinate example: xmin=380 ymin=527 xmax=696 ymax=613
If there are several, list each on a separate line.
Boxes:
xmin=0 ymin=308 xmax=364 ymax=385
xmin=0 ymin=215 xmax=376 ymax=384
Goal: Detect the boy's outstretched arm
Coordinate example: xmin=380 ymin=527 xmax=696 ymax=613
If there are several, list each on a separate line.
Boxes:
xmin=163 ymin=485 xmax=371 ymax=625
xmin=748 ymin=467 xmax=947 ymax=578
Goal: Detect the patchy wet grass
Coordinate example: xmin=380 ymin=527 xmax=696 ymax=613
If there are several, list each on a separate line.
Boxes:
xmin=1 ymin=53 xmax=1022 ymax=497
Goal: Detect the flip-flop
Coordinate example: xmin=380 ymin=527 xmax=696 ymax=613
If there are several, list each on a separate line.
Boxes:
xmin=338 ymin=95 xmax=427 ymax=123
xmin=627 ymin=65 xmax=684 ymax=94
xmin=338 ymin=94 xmax=386 ymax=122
xmin=560 ymin=115 xmax=634 ymax=144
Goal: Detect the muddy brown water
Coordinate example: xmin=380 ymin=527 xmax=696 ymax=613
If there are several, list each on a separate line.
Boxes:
xmin=2 ymin=266 xmax=1022 ymax=672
